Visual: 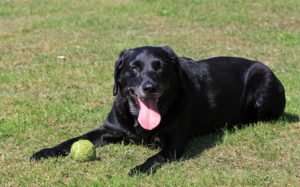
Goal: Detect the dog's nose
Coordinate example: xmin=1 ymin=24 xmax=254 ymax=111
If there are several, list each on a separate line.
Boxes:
xmin=142 ymin=81 xmax=158 ymax=93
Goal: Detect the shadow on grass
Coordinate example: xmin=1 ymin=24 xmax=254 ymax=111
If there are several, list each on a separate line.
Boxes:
xmin=183 ymin=112 xmax=299 ymax=160
xmin=184 ymin=132 xmax=222 ymax=160
xmin=281 ymin=112 xmax=299 ymax=123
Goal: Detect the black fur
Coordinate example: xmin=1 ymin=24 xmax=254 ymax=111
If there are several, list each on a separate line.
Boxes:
xmin=30 ymin=46 xmax=286 ymax=176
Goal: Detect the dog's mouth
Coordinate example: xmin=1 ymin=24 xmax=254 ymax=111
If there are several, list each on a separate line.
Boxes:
xmin=129 ymin=88 xmax=161 ymax=131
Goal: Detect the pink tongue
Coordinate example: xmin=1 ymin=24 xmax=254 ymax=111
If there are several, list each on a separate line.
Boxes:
xmin=138 ymin=97 xmax=161 ymax=130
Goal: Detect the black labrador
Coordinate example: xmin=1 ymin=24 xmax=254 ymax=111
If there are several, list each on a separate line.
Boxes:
xmin=30 ymin=46 xmax=286 ymax=176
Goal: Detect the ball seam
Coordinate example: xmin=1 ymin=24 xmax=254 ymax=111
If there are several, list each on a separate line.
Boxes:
xmin=76 ymin=142 xmax=80 ymax=159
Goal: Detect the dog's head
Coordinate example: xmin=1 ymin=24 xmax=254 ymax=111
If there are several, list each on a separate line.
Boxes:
xmin=113 ymin=46 xmax=180 ymax=131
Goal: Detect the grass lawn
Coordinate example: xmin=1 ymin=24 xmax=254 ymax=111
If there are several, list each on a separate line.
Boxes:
xmin=1 ymin=0 xmax=300 ymax=186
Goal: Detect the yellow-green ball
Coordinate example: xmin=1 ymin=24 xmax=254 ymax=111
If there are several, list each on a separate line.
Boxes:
xmin=70 ymin=140 xmax=96 ymax=161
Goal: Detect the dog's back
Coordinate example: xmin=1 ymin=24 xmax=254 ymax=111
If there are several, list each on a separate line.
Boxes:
xmin=178 ymin=56 xmax=285 ymax=134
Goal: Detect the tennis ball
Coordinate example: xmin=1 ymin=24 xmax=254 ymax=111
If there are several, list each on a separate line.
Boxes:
xmin=70 ymin=140 xmax=96 ymax=162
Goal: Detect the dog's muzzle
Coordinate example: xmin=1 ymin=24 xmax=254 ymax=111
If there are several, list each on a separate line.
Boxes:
xmin=128 ymin=87 xmax=161 ymax=131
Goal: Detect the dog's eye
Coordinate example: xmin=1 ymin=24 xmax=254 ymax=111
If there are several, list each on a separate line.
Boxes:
xmin=130 ymin=61 xmax=143 ymax=71
xmin=130 ymin=65 xmax=138 ymax=70
xmin=152 ymin=61 xmax=163 ymax=71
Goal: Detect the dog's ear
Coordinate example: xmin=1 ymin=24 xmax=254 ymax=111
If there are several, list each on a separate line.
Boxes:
xmin=162 ymin=46 xmax=187 ymax=90
xmin=162 ymin=45 xmax=179 ymax=63
xmin=113 ymin=49 xmax=128 ymax=96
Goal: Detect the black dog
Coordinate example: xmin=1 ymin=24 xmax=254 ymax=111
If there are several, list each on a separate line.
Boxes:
xmin=30 ymin=46 xmax=286 ymax=175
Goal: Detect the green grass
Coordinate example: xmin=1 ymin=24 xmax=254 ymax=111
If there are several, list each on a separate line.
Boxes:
xmin=1 ymin=0 xmax=300 ymax=186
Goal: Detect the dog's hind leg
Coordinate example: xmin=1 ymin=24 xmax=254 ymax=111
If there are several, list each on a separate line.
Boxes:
xmin=243 ymin=63 xmax=285 ymax=122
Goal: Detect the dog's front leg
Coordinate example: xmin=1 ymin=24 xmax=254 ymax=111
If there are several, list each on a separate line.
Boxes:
xmin=30 ymin=125 xmax=125 ymax=161
xmin=128 ymin=132 xmax=188 ymax=176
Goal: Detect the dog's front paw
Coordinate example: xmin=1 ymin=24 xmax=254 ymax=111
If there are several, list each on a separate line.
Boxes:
xmin=129 ymin=164 xmax=150 ymax=176
xmin=128 ymin=162 xmax=160 ymax=176
xmin=29 ymin=148 xmax=58 ymax=161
